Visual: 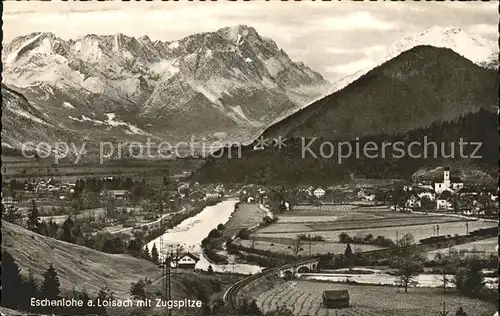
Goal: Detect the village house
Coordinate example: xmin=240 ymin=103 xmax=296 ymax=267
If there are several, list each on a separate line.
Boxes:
xmin=457 ymin=186 xmax=479 ymax=197
xmin=357 ymin=189 xmax=375 ymax=201
xmin=281 ymin=201 xmax=290 ymax=211
xmin=189 ymin=190 xmax=206 ymax=202
xmin=405 ymin=194 xmax=421 ymax=209
xmin=205 ymin=192 xmax=221 ymax=200
xmin=414 ymin=187 xmax=436 ymax=201
xmin=1 ymin=196 xmax=18 ymax=208
xmin=313 ymin=187 xmax=325 ymax=198
xmin=107 ymin=190 xmax=129 ymax=200
xmin=322 ymin=290 xmax=350 ymax=309
xmin=436 ymin=191 xmax=453 ymax=211
xmin=176 ymin=253 xmax=200 ymax=269
xmin=434 ymin=168 xmax=463 ymax=194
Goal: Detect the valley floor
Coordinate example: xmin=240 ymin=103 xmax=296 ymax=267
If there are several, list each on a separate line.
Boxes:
xmin=257 ymin=280 xmax=497 ymax=316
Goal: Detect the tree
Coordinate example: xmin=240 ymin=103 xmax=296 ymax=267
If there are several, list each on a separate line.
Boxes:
xmin=151 ymin=243 xmax=159 ymax=264
xmin=439 ymin=267 xmax=452 ymax=293
xmin=105 ymin=196 xmax=117 ymax=221
xmin=130 ymin=278 xmax=152 ymax=300
xmin=173 ymin=244 xmax=185 ymax=262
xmin=455 ymin=257 xmax=485 ymax=297
xmin=363 ymin=234 xmax=374 ymax=244
xmin=1 ymin=251 xmax=25 ymax=309
xmin=455 ymin=307 xmax=468 ymax=316
xmin=71 ymin=220 xmax=83 ymax=243
xmin=396 ymin=233 xmax=416 ymax=249
xmin=421 ymin=196 xmax=434 ymax=211
xmin=344 ymin=243 xmax=353 ymax=257
xmin=127 ymin=238 xmax=142 ymax=256
xmin=237 ymin=228 xmax=250 ymax=240
xmin=26 ymin=200 xmax=40 ymax=233
xmin=238 ymin=299 xmax=263 ymax=316
xmin=38 ymin=221 xmax=49 ymax=237
xmin=248 ymin=300 xmax=263 ymax=316
xmin=96 ymin=286 xmax=115 ymax=302
xmin=60 ymin=217 xmax=75 ymax=243
xmin=24 ymin=270 xmax=39 ymax=302
xmin=338 ymin=232 xmax=350 ymax=243
xmin=40 ymin=264 xmax=61 ymax=300
xmin=3 ymin=205 xmax=22 ymax=224
xmin=395 ymin=233 xmax=422 ymax=259
xmin=46 ymin=220 xmax=59 ymax=238
xmin=207 ymin=265 xmax=214 ymax=274
xmin=394 ymin=259 xmax=423 ymax=293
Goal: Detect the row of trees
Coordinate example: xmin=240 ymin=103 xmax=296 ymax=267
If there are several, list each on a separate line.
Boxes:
xmin=196 ymin=109 xmax=497 ymax=185
xmin=73 ymin=177 xmax=146 ymax=195
xmin=3 ymin=198 xmax=200 ymax=263
xmin=337 ymin=233 xmax=489 ymax=297
xmin=338 ymin=232 xmax=396 ymax=248
xmin=2 ymin=250 xmax=110 ymax=315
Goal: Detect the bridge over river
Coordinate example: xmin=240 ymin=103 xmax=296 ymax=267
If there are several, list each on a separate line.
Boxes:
xmin=223 ymin=257 xmax=321 ymax=310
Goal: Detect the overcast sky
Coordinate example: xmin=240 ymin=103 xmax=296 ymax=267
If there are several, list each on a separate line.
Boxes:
xmin=3 ymin=1 xmax=497 ymax=82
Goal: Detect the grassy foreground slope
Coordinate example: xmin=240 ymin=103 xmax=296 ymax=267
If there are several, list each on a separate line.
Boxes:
xmin=2 ymin=221 xmax=161 ymax=299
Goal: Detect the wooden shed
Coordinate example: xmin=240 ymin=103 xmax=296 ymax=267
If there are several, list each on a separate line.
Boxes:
xmin=322 ymin=290 xmax=350 ymax=309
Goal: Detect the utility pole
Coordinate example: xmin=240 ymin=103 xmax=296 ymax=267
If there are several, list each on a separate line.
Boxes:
xmin=309 ymin=240 xmax=312 ymax=257
xmin=438 ymin=301 xmax=450 ymax=316
xmin=436 ymin=224 xmax=440 ymax=236
xmin=159 ymin=200 xmax=164 ymax=259
xmin=295 ymin=238 xmax=301 ymax=257
xmin=162 ymin=252 xmax=180 ymax=316
xmin=465 ymin=220 xmax=469 ymax=235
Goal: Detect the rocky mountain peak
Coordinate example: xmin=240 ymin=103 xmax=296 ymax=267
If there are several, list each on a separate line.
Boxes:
xmin=2 ymin=26 xmax=331 ymax=146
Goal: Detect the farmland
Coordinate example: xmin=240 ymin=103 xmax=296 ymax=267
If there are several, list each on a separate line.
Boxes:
xmin=223 ymin=203 xmax=269 ymax=237
xmin=238 ymin=240 xmax=383 ymax=256
xmin=256 ymin=280 xmax=497 ymax=316
xmin=258 ymin=215 xmax=467 ymax=234
xmin=252 ymin=205 xmax=498 ymax=244
xmin=427 ymin=237 xmax=498 ymax=260
xmin=1 ymin=155 xmax=203 ymax=180
xmin=254 ymin=220 xmax=498 ymax=243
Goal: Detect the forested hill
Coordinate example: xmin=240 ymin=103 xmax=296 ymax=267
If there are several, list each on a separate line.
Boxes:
xmin=261 ymin=45 xmax=498 ymax=141
xmin=194 ymin=109 xmax=497 ymax=185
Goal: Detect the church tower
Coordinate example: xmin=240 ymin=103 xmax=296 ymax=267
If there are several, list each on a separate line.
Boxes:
xmin=443 ymin=167 xmax=450 ymax=187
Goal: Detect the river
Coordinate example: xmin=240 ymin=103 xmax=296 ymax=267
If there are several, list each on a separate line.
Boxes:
xmin=146 ymin=198 xmax=264 ymax=274
xmin=146 ymin=199 xmax=239 ymax=255
xmin=299 ymin=268 xmax=498 ymax=289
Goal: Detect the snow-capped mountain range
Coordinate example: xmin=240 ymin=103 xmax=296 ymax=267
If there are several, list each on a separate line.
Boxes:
xmin=2 ymin=25 xmax=497 ymax=157
xmin=2 ymin=25 xmax=330 ymax=151
xmin=329 ymin=26 xmax=498 ymax=94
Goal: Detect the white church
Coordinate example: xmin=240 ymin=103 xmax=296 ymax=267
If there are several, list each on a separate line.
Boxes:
xmin=434 ymin=167 xmax=464 ymax=194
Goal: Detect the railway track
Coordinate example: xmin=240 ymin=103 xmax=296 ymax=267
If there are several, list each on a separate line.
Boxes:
xmin=223 ymin=257 xmax=320 ymax=311
xmin=223 ymin=229 xmax=498 ymax=311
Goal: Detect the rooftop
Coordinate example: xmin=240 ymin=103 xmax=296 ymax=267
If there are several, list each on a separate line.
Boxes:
xmin=437 ymin=191 xmax=453 ymax=200
xmin=179 ymin=252 xmax=200 ymax=262
xmin=323 ymin=290 xmax=350 ymax=300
